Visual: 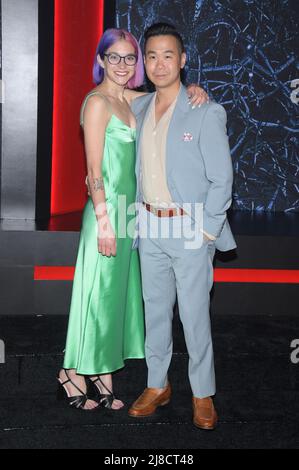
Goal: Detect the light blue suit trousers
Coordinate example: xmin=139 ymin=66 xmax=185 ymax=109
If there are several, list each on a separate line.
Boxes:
xmin=138 ymin=206 xmax=216 ymax=398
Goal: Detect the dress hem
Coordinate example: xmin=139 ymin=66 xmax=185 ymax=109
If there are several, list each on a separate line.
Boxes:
xmin=63 ymin=355 xmax=145 ymax=376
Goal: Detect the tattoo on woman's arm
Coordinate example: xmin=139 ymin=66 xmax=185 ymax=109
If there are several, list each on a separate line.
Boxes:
xmin=86 ymin=176 xmax=105 ymax=193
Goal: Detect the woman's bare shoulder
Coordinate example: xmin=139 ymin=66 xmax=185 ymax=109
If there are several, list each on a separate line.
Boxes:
xmin=81 ymin=90 xmax=111 ymax=127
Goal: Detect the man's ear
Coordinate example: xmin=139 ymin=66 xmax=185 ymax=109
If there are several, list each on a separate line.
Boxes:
xmin=181 ymin=52 xmax=187 ymax=69
xmin=97 ymin=54 xmax=105 ymax=69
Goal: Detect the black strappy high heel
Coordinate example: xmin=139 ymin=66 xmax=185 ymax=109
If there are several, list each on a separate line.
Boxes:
xmin=57 ymin=369 xmax=99 ymax=411
xmin=88 ymin=376 xmax=123 ymax=410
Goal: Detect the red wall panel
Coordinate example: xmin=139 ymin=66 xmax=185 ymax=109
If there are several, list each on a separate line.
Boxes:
xmin=51 ymin=0 xmax=104 ymax=215
xmin=34 ymin=267 xmax=299 ymax=283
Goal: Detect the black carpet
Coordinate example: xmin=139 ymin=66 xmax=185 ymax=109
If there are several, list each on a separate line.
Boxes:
xmin=0 ymin=315 xmax=298 ymax=449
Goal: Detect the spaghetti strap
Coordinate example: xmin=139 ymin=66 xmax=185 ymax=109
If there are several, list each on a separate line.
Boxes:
xmin=80 ymin=91 xmax=112 ymax=127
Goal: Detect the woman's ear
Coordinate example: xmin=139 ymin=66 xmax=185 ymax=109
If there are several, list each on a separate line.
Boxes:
xmin=97 ymin=54 xmax=105 ymax=69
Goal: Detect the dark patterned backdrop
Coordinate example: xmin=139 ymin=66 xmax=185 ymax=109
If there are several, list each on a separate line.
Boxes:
xmin=116 ymin=0 xmax=299 ymax=212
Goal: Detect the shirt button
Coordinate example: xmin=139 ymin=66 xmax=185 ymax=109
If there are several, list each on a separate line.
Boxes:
xmin=152 ymin=153 xmax=156 ymax=158
xmin=153 ymin=131 xmax=157 ymax=136
xmin=152 ymin=174 xmax=157 ymax=179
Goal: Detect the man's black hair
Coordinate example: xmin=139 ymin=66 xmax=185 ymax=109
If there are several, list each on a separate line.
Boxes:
xmin=144 ymin=22 xmax=185 ymax=54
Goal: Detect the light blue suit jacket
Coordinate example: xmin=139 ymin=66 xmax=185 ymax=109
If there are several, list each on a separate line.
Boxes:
xmin=131 ymin=85 xmax=237 ymax=252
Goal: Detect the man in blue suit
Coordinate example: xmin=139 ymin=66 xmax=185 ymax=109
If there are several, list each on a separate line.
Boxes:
xmin=128 ymin=23 xmax=236 ymax=430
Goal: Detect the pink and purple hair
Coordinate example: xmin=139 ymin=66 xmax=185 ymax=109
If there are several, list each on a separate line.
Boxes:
xmin=93 ymin=28 xmax=144 ymax=89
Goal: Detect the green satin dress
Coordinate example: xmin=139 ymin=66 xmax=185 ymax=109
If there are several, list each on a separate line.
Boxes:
xmin=63 ymin=92 xmax=145 ymax=375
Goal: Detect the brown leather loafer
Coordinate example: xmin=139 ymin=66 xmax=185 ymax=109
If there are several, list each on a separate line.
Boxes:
xmin=193 ymin=396 xmax=218 ymax=430
xmin=128 ymin=384 xmax=171 ymax=418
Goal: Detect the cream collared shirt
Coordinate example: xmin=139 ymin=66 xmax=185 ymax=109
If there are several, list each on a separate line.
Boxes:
xmin=141 ymin=93 xmax=177 ymax=209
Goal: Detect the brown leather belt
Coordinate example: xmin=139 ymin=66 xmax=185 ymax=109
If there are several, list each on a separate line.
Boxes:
xmin=143 ymin=202 xmax=186 ymax=218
